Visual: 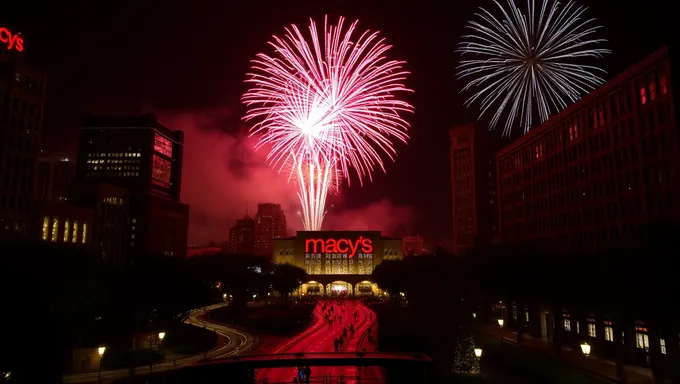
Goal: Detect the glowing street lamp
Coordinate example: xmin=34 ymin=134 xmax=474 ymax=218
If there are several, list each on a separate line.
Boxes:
xmin=472 ymin=312 xmax=477 ymax=318
xmin=158 ymin=332 xmax=166 ymax=342
xmin=474 ymin=348 xmax=483 ymax=358
xmin=580 ymin=342 xmax=591 ymax=357
xmin=497 ymin=319 xmax=504 ymax=328
xmin=97 ymin=346 xmax=106 ymax=382
xmin=97 ymin=346 xmax=106 ymax=357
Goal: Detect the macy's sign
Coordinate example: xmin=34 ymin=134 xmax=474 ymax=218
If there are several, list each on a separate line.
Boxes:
xmin=0 ymin=26 xmax=24 ymax=52
xmin=305 ymin=237 xmax=373 ymax=258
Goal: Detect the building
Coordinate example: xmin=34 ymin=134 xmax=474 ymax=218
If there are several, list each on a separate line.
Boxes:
xmin=254 ymin=203 xmax=287 ymax=256
xmin=187 ymin=246 xmax=221 ymax=258
xmin=228 ymin=215 xmax=255 ymax=254
xmin=75 ymin=114 xmax=189 ymax=259
xmin=77 ymin=113 xmax=184 ymax=200
xmin=30 ymin=200 xmax=94 ymax=250
xmin=34 ymin=154 xmax=76 ymax=202
xmin=450 ymin=124 xmax=505 ymax=254
xmin=496 ymin=46 xmax=678 ymax=251
xmin=0 ymin=50 xmax=47 ymax=239
xmin=402 ymin=235 xmax=425 ymax=256
xmin=70 ymin=182 xmax=129 ymax=267
xmin=273 ymin=231 xmax=403 ymax=296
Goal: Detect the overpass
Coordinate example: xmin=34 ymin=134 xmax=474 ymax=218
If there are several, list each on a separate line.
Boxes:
xmin=112 ymin=352 xmax=433 ymax=383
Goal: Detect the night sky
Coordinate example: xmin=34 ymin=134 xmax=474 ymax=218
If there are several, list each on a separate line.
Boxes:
xmin=4 ymin=0 xmax=674 ymax=246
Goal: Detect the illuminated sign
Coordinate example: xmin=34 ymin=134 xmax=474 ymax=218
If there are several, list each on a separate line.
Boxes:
xmin=304 ymin=237 xmax=373 ymax=258
xmin=0 ymin=26 xmax=24 ymax=52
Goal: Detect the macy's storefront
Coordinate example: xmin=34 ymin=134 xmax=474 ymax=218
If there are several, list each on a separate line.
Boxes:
xmin=273 ymin=231 xmax=403 ymax=296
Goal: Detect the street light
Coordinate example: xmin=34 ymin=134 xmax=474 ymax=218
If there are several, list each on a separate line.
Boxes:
xmin=158 ymin=332 xmax=166 ymax=342
xmin=497 ymin=319 xmax=504 ymax=327
xmin=472 ymin=312 xmax=477 ymax=318
xmin=474 ymin=348 xmax=483 ymax=358
xmin=580 ymin=342 xmax=591 ymax=357
xmin=97 ymin=346 xmax=106 ymax=383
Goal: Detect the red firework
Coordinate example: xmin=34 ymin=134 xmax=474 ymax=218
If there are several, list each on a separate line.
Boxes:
xmin=242 ymin=15 xmax=414 ymax=230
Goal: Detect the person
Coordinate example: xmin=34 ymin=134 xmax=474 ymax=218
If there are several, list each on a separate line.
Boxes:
xmin=293 ymin=376 xmax=298 ymax=383
xmin=333 ymin=338 xmax=339 ymax=352
xmin=304 ymin=366 xmax=311 ymax=384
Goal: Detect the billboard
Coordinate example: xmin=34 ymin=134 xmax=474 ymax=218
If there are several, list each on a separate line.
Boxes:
xmin=296 ymin=231 xmax=381 ymax=275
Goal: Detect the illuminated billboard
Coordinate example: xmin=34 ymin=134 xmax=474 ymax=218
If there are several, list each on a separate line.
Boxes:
xmin=296 ymin=231 xmax=381 ymax=275
xmin=0 ymin=26 xmax=24 ymax=52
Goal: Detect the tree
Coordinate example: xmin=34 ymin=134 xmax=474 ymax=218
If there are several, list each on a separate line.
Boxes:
xmin=371 ymin=259 xmax=407 ymax=304
xmin=452 ymin=331 xmax=480 ymax=374
xmin=271 ymin=263 xmax=307 ymax=305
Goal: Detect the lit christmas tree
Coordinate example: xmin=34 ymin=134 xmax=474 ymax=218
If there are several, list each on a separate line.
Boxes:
xmin=452 ymin=333 xmax=480 ymax=374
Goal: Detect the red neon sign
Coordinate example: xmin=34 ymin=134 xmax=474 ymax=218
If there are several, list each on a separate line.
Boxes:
xmin=0 ymin=27 xmax=24 ymax=52
xmin=305 ymin=237 xmax=373 ymax=258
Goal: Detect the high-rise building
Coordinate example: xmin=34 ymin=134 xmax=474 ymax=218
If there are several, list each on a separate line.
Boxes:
xmin=449 ymin=124 xmax=505 ymax=255
xmin=254 ymin=203 xmax=287 ymax=256
xmin=75 ymin=114 xmax=189 ymax=259
xmin=496 ymin=46 xmax=678 ymax=251
xmin=0 ymin=51 xmax=47 ymax=239
xmin=34 ymin=154 xmax=76 ymax=202
xmin=228 ymin=215 xmax=255 ymax=255
xmin=77 ymin=113 xmax=183 ymax=200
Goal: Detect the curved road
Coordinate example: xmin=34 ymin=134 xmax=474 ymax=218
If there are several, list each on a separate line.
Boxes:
xmin=62 ymin=303 xmax=258 ymax=384
xmin=258 ymin=300 xmax=378 ymax=383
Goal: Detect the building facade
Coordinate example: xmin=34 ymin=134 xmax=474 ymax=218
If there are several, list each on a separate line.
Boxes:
xmin=75 ymin=114 xmax=189 ymax=259
xmin=0 ymin=52 xmax=47 ymax=239
xmin=34 ymin=154 xmax=76 ymax=202
xmin=450 ymin=123 xmax=502 ymax=254
xmin=70 ymin=182 xmax=129 ymax=267
xmin=227 ymin=215 xmax=255 ymax=255
xmin=254 ymin=203 xmax=287 ymax=256
xmin=402 ymin=235 xmax=425 ymax=256
xmin=496 ymin=46 xmax=678 ymax=251
xmin=30 ymin=200 xmax=93 ymax=250
xmin=273 ymin=231 xmax=402 ymax=296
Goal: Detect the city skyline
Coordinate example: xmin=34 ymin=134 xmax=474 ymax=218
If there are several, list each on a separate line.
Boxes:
xmin=3 ymin=0 xmax=674 ymax=247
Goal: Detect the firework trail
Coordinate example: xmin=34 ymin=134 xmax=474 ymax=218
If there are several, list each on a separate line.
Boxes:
xmin=457 ymin=0 xmax=610 ymax=136
xmin=243 ymin=16 xmax=413 ymax=231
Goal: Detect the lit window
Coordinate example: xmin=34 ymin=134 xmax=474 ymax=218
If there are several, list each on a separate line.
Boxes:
xmin=588 ymin=323 xmax=596 ymax=337
xmin=82 ymin=223 xmax=88 ymax=244
xmin=564 ymin=318 xmax=571 ymax=331
xmin=636 ymin=332 xmax=649 ymax=350
xmin=640 ymin=88 xmax=647 ymax=105
xmin=51 ymin=217 xmax=59 ymax=242
xmin=63 ymin=220 xmax=70 ymax=242
xmin=72 ymin=221 xmax=79 ymax=243
xmin=605 ymin=326 xmax=614 ymax=341
xmin=576 ymin=321 xmax=580 ymax=333
xmin=649 ymin=82 xmax=657 ymax=101
xmin=660 ymin=76 xmax=667 ymax=95
xmin=661 ymin=338 xmax=667 ymax=354
xmin=42 ymin=217 xmax=50 ymax=241
xmin=525 ymin=311 xmax=529 ymax=322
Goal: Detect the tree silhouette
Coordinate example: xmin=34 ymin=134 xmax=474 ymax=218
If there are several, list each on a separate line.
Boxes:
xmin=271 ymin=263 xmax=307 ymax=305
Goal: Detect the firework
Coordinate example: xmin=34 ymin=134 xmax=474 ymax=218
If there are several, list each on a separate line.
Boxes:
xmin=457 ymin=0 xmax=610 ymax=136
xmin=243 ymin=16 xmax=413 ymax=230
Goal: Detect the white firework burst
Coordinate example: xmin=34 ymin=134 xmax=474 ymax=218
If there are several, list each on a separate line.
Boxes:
xmin=457 ymin=0 xmax=611 ymax=136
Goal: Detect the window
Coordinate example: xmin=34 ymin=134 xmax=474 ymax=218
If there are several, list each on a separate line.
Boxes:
xmin=154 ymin=134 xmax=173 ymax=157
xmin=660 ymin=75 xmax=667 ymax=95
xmin=636 ymin=332 xmax=649 ymax=350
xmin=82 ymin=223 xmax=88 ymax=244
xmin=660 ymin=338 xmax=667 ymax=354
xmin=640 ymin=88 xmax=647 ymax=105
xmin=588 ymin=323 xmax=596 ymax=337
xmin=152 ymin=155 xmax=172 ymax=186
xmin=51 ymin=217 xmax=59 ymax=242
xmin=63 ymin=220 xmax=70 ymax=242
xmin=564 ymin=318 xmax=571 ymax=331
xmin=605 ymin=326 xmax=614 ymax=341
xmin=649 ymin=82 xmax=657 ymax=101
xmin=525 ymin=311 xmax=529 ymax=322
xmin=42 ymin=217 xmax=50 ymax=240
xmin=72 ymin=221 xmax=79 ymax=243
xmin=576 ymin=321 xmax=580 ymax=333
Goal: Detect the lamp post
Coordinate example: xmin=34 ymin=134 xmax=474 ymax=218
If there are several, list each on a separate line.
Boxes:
xmin=472 ymin=312 xmax=477 ymax=319
xmin=474 ymin=348 xmax=482 ymax=358
xmin=497 ymin=319 xmax=504 ymax=347
xmin=580 ymin=342 xmax=591 ymax=357
xmin=97 ymin=346 xmax=106 ymax=383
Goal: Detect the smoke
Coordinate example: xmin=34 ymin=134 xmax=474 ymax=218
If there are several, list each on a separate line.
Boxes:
xmin=158 ymin=107 xmax=416 ymax=244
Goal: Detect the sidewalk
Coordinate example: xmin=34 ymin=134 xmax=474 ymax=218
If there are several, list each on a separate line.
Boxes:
xmin=485 ymin=326 xmax=653 ymax=383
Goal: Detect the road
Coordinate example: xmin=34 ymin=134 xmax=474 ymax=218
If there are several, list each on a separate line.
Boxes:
xmin=62 ymin=303 xmax=258 ymax=384
xmin=257 ymin=300 xmax=378 ymax=384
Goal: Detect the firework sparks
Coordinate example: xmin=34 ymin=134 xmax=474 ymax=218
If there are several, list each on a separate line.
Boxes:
xmin=243 ymin=16 xmax=414 ymax=230
xmin=457 ymin=0 xmax=611 ymax=136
